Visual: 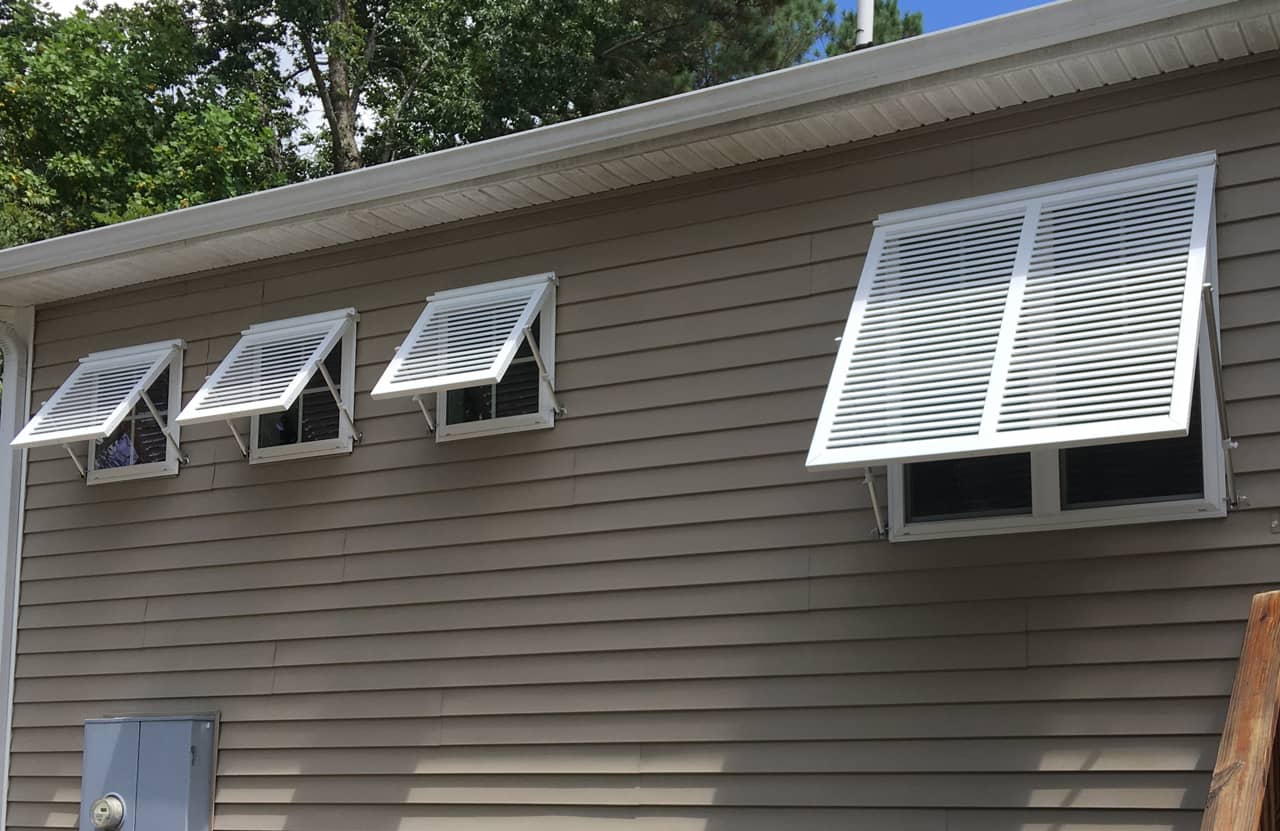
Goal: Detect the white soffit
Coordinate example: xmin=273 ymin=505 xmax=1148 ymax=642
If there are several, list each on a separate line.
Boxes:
xmin=12 ymin=340 xmax=181 ymax=448
xmin=372 ymin=273 xmax=553 ymax=399
xmin=175 ymin=309 xmax=354 ymax=425
xmin=0 ymin=0 xmax=1275 ymax=305
xmin=807 ymin=153 xmax=1216 ymax=470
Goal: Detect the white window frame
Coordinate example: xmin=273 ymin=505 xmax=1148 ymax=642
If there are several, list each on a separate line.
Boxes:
xmin=85 ymin=346 xmax=184 ymax=485
xmin=888 ymin=312 xmax=1226 ymax=541
xmin=248 ymin=318 xmax=357 ymax=464
xmin=435 ymin=296 xmax=556 ymax=442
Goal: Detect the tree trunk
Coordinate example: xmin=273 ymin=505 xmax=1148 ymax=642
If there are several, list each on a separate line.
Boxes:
xmin=327 ymin=0 xmax=363 ymax=173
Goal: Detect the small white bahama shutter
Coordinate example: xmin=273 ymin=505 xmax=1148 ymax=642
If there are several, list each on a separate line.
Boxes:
xmin=371 ymin=272 xmax=554 ymax=399
xmin=176 ymin=309 xmax=355 ymax=426
xmin=12 ymin=340 xmax=181 ymax=448
xmin=808 ymin=153 xmax=1217 ymax=470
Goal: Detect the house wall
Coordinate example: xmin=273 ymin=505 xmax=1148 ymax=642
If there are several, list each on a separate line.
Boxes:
xmin=6 ymin=54 xmax=1280 ymax=831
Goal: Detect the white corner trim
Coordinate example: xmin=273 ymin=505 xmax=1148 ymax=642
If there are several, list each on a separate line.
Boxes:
xmin=0 ymin=307 xmax=34 ymax=831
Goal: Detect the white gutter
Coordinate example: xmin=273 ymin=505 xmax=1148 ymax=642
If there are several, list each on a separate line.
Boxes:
xmin=0 ymin=0 xmax=1262 ymax=299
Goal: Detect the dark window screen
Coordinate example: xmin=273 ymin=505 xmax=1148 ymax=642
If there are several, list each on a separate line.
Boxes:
xmin=446 ymin=314 xmax=542 ymax=424
xmin=905 ymin=453 xmax=1033 ymax=522
xmin=94 ymin=369 xmax=170 ymax=469
xmin=1060 ymin=387 xmax=1204 ymax=510
xmin=258 ymin=346 xmax=342 ymax=448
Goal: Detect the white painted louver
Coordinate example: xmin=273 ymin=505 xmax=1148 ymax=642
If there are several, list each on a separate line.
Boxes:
xmin=372 ymin=273 xmax=554 ymax=399
xmin=176 ymin=309 xmax=355 ymax=426
xmin=808 ymin=153 xmax=1216 ymax=470
xmin=12 ymin=340 xmax=182 ymax=448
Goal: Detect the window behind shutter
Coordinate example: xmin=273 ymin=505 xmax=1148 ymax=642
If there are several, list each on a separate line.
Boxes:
xmin=13 ymin=340 xmax=181 ymax=449
xmin=176 ymin=309 xmax=354 ymax=426
xmin=372 ymin=273 xmax=553 ymax=400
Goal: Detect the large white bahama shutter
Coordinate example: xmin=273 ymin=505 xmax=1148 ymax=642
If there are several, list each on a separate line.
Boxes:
xmin=176 ymin=308 xmax=355 ymax=426
xmin=12 ymin=340 xmax=182 ymax=448
xmin=371 ymin=272 xmax=554 ymax=399
xmin=808 ymin=153 xmax=1216 ymax=470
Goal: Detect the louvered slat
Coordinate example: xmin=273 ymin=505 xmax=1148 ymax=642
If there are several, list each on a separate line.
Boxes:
xmin=808 ymin=153 xmax=1216 ymax=470
xmin=371 ymin=273 xmax=554 ymax=399
xmin=12 ymin=341 xmax=181 ymax=448
xmin=175 ymin=309 xmax=354 ymax=426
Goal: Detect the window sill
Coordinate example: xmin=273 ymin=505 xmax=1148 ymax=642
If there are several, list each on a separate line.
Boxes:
xmin=249 ymin=437 xmax=353 ymax=464
xmin=891 ymin=495 xmax=1227 ymax=542
xmin=87 ymin=459 xmax=180 ymax=485
xmin=435 ymin=412 xmax=554 ymax=442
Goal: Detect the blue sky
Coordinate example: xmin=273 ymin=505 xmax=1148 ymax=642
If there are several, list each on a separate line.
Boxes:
xmin=837 ymin=0 xmax=1051 ymax=32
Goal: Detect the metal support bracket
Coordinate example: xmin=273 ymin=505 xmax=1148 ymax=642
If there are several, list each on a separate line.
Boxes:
xmin=1203 ymin=283 xmax=1241 ymax=509
xmin=522 ymin=326 xmax=565 ymax=416
xmin=63 ymin=445 xmax=86 ymax=479
xmin=140 ymin=391 xmax=189 ymax=464
xmin=225 ymin=420 xmax=248 ymax=458
xmin=413 ymin=395 xmax=436 ymax=433
xmin=865 ymin=468 xmax=886 ymax=538
xmin=317 ymin=361 xmax=361 ymax=443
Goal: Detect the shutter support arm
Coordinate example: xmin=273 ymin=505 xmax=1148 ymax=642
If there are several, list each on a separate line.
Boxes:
xmin=523 ymin=326 xmax=565 ymax=415
xmin=865 ymin=468 xmax=886 ymax=538
xmin=1203 ymin=284 xmax=1241 ymax=509
xmin=62 ymin=445 xmax=86 ymax=479
xmin=225 ymin=420 xmax=248 ymax=458
xmin=317 ymin=361 xmax=361 ymax=443
xmin=140 ymin=391 xmax=189 ymax=464
xmin=413 ymin=396 xmax=436 ymax=433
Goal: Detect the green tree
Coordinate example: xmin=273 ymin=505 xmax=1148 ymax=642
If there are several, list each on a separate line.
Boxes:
xmin=258 ymin=0 xmax=925 ymax=169
xmin=0 ymin=0 xmax=922 ymax=244
xmin=0 ymin=0 xmax=297 ymax=245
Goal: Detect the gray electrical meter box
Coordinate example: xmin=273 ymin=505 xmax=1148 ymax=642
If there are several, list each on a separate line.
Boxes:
xmin=80 ymin=716 xmax=216 ymax=831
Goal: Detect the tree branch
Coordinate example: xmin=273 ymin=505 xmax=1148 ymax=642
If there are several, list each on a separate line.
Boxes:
xmin=299 ymin=29 xmax=340 ymax=140
xmin=377 ymin=53 xmax=431 ymax=164
xmin=600 ymin=20 xmax=682 ymax=58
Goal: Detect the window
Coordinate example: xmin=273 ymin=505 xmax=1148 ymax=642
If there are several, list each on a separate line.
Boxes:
xmin=12 ymin=340 xmax=184 ymax=483
xmin=890 ymin=348 xmax=1225 ymax=540
xmin=807 ymin=153 xmax=1228 ymax=539
xmin=176 ymin=309 xmax=357 ymax=463
xmin=372 ymin=273 xmax=558 ymax=441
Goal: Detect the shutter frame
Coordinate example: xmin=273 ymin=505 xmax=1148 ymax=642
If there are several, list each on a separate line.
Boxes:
xmin=371 ymin=272 xmax=554 ymax=400
xmin=175 ymin=308 xmax=355 ymax=426
xmin=808 ymin=153 xmax=1217 ymax=471
xmin=12 ymin=340 xmax=182 ymax=448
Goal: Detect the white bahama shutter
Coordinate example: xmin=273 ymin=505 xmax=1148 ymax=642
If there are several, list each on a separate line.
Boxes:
xmin=176 ymin=308 xmax=355 ymax=426
xmin=13 ymin=340 xmax=182 ymax=448
xmin=371 ymin=272 xmax=554 ymax=400
xmin=808 ymin=153 xmax=1216 ymax=470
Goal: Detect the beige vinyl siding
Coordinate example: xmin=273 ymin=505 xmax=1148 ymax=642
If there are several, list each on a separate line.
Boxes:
xmin=7 ymin=54 xmax=1280 ymax=830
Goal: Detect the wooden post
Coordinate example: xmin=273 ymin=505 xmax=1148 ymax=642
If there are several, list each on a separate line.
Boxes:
xmin=1201 ymin=591 xmax=1280 ymax=831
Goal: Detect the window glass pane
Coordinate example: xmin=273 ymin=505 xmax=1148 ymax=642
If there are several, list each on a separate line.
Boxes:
xmin=93 ymin=369 xmax=170 ymax=469
xmin=1060 ymin=386 xmax=1204 ymax=510
xmin=257 ymin=347 xmax=342 ymax=449
xmin=132 ymin=415 xmax=169 ymax=464
xmin=447 ymin=384 xmax=494 ymax=423
xmin=905 ymin=453 xmax=1033 ymax=522
xmin=300 ymin=389 xmax=340 ymax=442
xmin=495 ymin=360 xmax=540 ymax=418
xmin=447 ymin=315 xmax=542 ymax=424
xmin=258 ymin=400 xmax=299 ymax=447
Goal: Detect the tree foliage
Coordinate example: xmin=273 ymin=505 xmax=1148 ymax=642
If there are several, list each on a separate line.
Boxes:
xmin=0 ymin=0 xmax=922 ymax=245
xmin=0 ymin=0 xmax=296 ymax=246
